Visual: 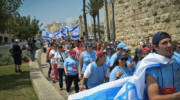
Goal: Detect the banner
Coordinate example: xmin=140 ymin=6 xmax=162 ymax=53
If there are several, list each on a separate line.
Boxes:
xmin=42 ymin=29 xmax=53 ymax=39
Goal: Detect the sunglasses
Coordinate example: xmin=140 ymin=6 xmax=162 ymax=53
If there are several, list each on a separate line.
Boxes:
xmin=121 ymin=58 xmax=128 ymax=61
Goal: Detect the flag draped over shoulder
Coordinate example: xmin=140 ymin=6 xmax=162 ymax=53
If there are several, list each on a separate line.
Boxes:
xmin=68 ymin=53 xmax=174 ymax=100
xmin=42 ymin=29 xmax=53 ymax=39
xmin=70 ymin=23 xmax=80 ymax=40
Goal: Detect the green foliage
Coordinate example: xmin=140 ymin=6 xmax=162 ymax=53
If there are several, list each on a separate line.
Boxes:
xmin=0 ymin=64 xmax=38 ymax=100
xmin=0 ymin=0 xmax=22 ymax=33
xmin=8 ymin=15 xmax=42 ymax=40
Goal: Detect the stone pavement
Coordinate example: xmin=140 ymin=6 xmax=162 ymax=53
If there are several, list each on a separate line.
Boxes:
xmin=29 ymin=49 xmax=66 ymax=100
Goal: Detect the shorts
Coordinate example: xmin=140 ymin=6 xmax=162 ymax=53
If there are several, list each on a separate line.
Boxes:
xmin=13 ymin=56 xmax=22 ymax=65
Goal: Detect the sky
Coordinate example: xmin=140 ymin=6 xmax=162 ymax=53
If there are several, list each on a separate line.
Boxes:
xmin=18 ymin=0 xmax=104 ymax=28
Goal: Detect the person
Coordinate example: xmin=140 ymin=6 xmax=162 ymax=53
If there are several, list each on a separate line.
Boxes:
xmin=109 ymin=55 xmax=130 ymax=82
xmin=80 ymin=51 xmax=107 ymax=90
xmin=172 ymin=42 xmax=180 ymax=64
xmin=109 ymin=42 xmax=127 ymax=72
xmin=64 ymin=50 xmax=79 ymax=95
xmin=133 ymin=48 xmax=143 ymax=72
xmin=27 ymin=36 xmax=36 ymax=61
xmin=49 ymin=43 xmax=58 ymax=83
xmin=78 ymin=42 xmax=96 ymax=80
xmin=12 ymin=39 xmax=22 ymax=72
xmin=55 ymin=45 xmax=66 ymax=90
xmin=145 ymin=32 xmax=180 ymax=100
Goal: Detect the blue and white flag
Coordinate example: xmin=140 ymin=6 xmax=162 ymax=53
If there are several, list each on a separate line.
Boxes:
xmin=54 ymin=32 xmax=62 ymax=39
xmin=60 ymin=25 xmax=69 ymax=37
xmin=42 ymin=29 xmax=53 ymax=39
xmin=68 ymin=53 xmax=174 ymax=100
xmin=70 ymin=23 xmax=80 ymax=40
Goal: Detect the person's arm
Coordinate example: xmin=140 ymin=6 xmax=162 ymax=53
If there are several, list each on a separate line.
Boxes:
xmin=116 ymin=70 xmax=123 ymax=80
xmin=146 ymin=74 xmax=180 ymax=100
xmin=80 ymin=63 xmax=92 ymax=91
xmin=78 ymin=53 xmax=83 ymax=79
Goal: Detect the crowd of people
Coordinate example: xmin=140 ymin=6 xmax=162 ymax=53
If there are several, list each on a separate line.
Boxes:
xmin=42 ymin=31 xmax=180 ymax=99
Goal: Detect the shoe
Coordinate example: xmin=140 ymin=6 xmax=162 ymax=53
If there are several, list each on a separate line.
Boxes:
xmin=60 ymin=88 xmax=63 ymax=90
xmin=52 ymin=80 xmax=56 ymax=83
xmin=18 ymin=69 xmax=22 ymax=72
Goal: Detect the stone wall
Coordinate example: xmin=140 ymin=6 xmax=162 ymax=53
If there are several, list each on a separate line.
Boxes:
xmin=105 ymin=0 xmax=180 ymax=48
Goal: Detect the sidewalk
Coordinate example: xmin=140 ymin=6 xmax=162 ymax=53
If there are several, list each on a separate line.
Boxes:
xmin=29 ymin=49 xmax=66 ymax=100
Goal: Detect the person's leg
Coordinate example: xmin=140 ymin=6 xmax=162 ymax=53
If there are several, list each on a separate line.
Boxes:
xmin=73 ymin=74 xmax=79 ymax=93
xmin=58 ymin=68 xmax=64 ymax=89
xmin=15 ymin=64 xmax=18 ymax=72
xmin=48 ymin=61 xmax=52 ymax=78
xmin=66 ymin=75 xmax=73 ymax=93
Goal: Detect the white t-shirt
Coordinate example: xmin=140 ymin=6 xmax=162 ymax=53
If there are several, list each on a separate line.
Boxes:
xmin=54 ymin=51 xmax=66 ymax=68
xmin=49 ymin=49 xmax=56 ymax=64
xmin=84 ymin=63 xmax=92 ymax=78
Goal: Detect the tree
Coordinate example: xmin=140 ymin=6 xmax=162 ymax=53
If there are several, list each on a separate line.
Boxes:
xmin=83 ymin=0 xmax=88 ymax=40
xmin=9 ymin=15 xmax=42 ymax=40
xmin=111 ymin=0 xmax=116 ymax=41
xmin=104 ymin=0 xmax=110 ymax=41
xmin=96 ymin=0 xmax=104 ymax=40
xmin=0 ymin=0 xmax=22 ymax=33
xmin=87 ymin=0 xmax=98 ymax=41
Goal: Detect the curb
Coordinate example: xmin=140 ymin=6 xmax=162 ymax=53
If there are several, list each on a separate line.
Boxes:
xmin=29 ymin=49 xmax=65 ymax=100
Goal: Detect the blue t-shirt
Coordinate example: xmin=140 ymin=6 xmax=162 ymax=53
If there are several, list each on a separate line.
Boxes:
xmin=109 ymin=66 xmax=131 ymax=82
xmin=106 ymin=55 xmax=112 ymax=67
xmin=126 ymin=56 xmax=134 ymax=75
xmin=64 ymin=57 xmax=79 ymax=75
xmin=87 ymin=62 xmax=107 ymax=88
xmin=82 ymin=50 xmax=96 ymax=72
xmin=172 ymin=52 xmax=180 ymax=64
xmin=146 ymin=62 xmax=180 ymax=94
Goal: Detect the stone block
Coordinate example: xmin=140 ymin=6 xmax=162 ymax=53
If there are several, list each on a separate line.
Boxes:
xmin=160 ymin=13 xmax=170 ymax=22
xmin=176 ymin=20 xmax=180 ymax=28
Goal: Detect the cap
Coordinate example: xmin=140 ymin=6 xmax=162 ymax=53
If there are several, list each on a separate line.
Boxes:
xmin=15 ymin=39 xmax=19 ymax=42
xmin=96 ymin=51 xmax=105 ymax=58
xmin=117 ymin=42 xmax=126 ymax=49
xmin=152 ymin=32 xmax=171 ymax=45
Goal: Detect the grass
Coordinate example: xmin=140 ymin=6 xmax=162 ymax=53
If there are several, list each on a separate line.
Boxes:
xmin=0 ymin=64 xmax=38 ymax=100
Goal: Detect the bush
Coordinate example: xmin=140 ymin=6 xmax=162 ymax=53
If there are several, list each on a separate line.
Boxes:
xmin=22 ymin=50 xmax=29 ymax=62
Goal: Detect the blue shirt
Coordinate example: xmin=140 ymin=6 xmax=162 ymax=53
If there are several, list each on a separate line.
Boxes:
xmin=87 ymin=62 xmax=107 ymax=88
xmin=106 ymin=55 xmax=112 ymax=67
xmin=172 ymin=52 xmax=180 ymax=64
xmin=146 ymin=62 xmax=180 ymax=94
xmin=82 ymin=50 xmax=96 ymax=72
xmin=126 ymin=56 xmax=134 ymax=75
xmin=109 ymin=66 xmax=131 ymax=82
xmin=64 ymin=57 xmax=79 ymax=75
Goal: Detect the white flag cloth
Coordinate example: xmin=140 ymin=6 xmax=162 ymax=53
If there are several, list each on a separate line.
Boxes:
xmin=70 ymin=24 xmax=80 ymax=40
xmin=68 ymin=53 xmax=174 ymax=100
xmin=42 ymin=29 xmax=53 ymax=39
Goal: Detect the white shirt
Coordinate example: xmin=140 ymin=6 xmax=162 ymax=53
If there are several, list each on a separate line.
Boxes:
xmin=49 ymin=49 xmax=56 ymax=64
xmin=54 ymin=51 xmax=66 ymax=68
xmin=84 ymin=63 xmax=92 ymax=78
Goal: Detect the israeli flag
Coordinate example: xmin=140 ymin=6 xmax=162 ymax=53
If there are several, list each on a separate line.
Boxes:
xmin=42 ymin=29 xmax=52 ymax=39
xmin=54 ymin=32 xmax=62 ymax=39
xmin=60 ymin=25 xmax=69 ymax=37
xmin=70 ymin=23 xmax=80 ymax=40
xmin=69 ymin=53 xmax=174 ymax=100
